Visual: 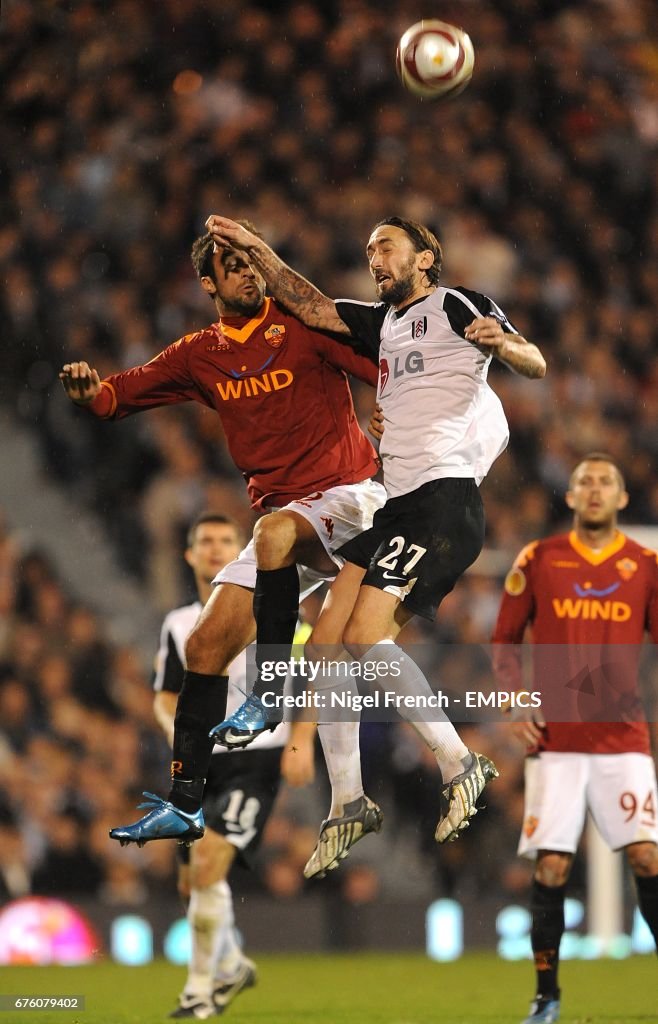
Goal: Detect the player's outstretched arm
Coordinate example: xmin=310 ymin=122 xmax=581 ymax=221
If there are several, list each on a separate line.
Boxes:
xmin=60 ymin=361 xmax=102 ymax=404
xmin=464 ymin=318 xmax=546 ymax=379
xmin=205 ymin=215 xmax=351 ymax=336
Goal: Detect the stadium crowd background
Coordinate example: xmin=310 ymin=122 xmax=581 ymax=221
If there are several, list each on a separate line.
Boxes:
xmin=1 ymin=0 xmax=658 ymax=925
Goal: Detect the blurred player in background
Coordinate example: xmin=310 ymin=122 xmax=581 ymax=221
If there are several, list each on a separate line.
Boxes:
xmin=59 ymin=223 xmax=384 ymax=845
xmin=206 ymin=213 xmax=546 ymax=873
xmin=153 ymin=512 xmax=315 ymax=1020
xmin=493 ymin=454 xmax=658 ymax=1024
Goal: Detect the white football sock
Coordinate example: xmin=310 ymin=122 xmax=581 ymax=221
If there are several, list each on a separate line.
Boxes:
xmin=212 ymin=881 xmax=244 ymax=979
xmin=318 ymin=720 xmax=364 ymax=817
xmin=185 ymin=880 xmax=241 ymax=998
xmin=314 ymin=659 xmax=364 ymax=817
xmin=365 ymin=640 xmax=468 ymax=780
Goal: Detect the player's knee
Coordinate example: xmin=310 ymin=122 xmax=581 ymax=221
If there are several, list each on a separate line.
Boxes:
xmin=535 ymin=852 xmax=572 ymax=887
xmin=626 ymin=841 xmax=658 ymax=878
xmin=253 ymin=513 xmax=298 ymax=568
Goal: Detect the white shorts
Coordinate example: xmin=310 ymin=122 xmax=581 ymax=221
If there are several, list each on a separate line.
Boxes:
xmin=519 ymin=751 xmax=658 ymax=859
xmin=213 ymin=479 xmax=387 ymax=600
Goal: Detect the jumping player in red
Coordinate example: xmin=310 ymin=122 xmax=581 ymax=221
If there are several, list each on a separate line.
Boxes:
xmin=60 ymin=224 xmax=385 ymax=845
xmin=493 ymin=454 xmax=658 ymax=1024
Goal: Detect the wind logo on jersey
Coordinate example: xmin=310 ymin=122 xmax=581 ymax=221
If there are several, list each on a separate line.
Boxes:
xmin=616 ymin=557 xmax=637 ymax=581
xmin=215 ymin=367 xmax=293 ymax=400
xmin=504 ymin=567 xmax=526 ymax=596
xmin=552 ymin=593 xmax=631 ymax=621
xmin=264 ymin=324 xmax=286 ymax=347
xmin=411 ymin=316 xmax=427 ymax=339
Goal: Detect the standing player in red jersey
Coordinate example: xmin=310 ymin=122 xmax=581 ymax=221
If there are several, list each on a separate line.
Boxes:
xmin=493 ymin=454 xmax=658 ymax=1024
xmin=60 ymin=223 xmax=385 ymax=845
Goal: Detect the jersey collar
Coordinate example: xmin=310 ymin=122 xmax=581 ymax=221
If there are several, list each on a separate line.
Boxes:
xmin=568 ymin=529 xmax=626 ymax=565
xmin=219 ymin=296 xmax=271 ymax=344
xmin=393 ymin=294 xmax=429 ymax=320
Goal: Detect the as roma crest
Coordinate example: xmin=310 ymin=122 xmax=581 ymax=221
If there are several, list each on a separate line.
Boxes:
xmin=264 ymin=324 xmax=286 ymax=348
xmin=616 ymin=557 xmax=637 ymax=582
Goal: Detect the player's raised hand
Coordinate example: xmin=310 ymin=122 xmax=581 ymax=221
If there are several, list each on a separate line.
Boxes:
xmin=368 ymin=403 xmax=384 ymax=442
xmin=464 ymin=316 xmax=506 ymax=351
xmin=205 ymin=215 xmax=257 ymax=252
xmin=60 ymin=362 xmax=102 ymax=405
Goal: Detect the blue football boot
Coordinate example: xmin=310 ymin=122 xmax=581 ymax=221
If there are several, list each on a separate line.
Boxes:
xmin=210 ymin=694 xmax=278 ymax=749
xmin=521 ymin=993 xmax=561 ymax=1024
xmin=109 ymin=792 xmax=205 ymax=847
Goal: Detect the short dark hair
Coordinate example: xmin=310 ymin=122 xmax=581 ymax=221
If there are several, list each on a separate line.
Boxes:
xmin=570 ymin=452 xmax=626 ymax=490
xmin=190 ymin=219 xmax=264 ymax=283
xmin=373 ymin=216 xmax=443 ymax=285
xmin=190 ymin=233 xmax=215 ymax=281
xmin=187 ymin=513 xmax=241 ymax=548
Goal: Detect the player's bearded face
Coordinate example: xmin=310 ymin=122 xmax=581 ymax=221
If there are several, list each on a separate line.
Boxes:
xmin=373 ymin=252 xmax=417 ymax=305
xmin=214 ymin=250 xmax=266 ymax=315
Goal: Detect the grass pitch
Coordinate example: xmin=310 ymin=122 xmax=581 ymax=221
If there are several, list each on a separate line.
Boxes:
xmin=1 ymin=953 xmax=655 ymax=1024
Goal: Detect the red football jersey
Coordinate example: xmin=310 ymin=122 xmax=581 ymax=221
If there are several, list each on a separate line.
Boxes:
xmin=88 ymin=298 xmax=379 ymax=508
xmin=492 ymin=530 xmax=658 ymax=754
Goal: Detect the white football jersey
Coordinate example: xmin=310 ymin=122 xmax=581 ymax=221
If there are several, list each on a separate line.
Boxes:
xmin=337 ymin=286 xmax=513 ymax=498
xmin=153 ymin=601 xmax=289 ymax=751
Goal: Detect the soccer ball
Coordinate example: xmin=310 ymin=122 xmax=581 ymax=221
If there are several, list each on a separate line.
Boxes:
xmin=396 ymin=19 xmax=474 ymax=99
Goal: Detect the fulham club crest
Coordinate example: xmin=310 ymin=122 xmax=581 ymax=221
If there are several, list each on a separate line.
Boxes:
xmin=411 ymin=316 xmax=427 ymax=340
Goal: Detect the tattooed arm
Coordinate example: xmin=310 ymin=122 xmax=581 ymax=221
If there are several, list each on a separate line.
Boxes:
xmin=205 ymin=215 xmax=351 ymax=335
xmin=464 ymin=317 xmax=547 ymax=379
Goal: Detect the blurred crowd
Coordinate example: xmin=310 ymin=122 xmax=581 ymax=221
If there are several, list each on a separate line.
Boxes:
xmin=2 ymin=0 xmax=658 ymax=915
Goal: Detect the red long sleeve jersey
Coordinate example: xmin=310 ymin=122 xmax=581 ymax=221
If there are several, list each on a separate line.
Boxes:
xmin=492 ymin=530 xmax=658 ymax=754
xmin=89 ymin=298 xmax=379 ymax=508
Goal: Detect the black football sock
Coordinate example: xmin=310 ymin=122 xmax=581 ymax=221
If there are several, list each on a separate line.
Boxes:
xmin=530 ymin=879 xmax=566 ymax=998
xmin=635 ymin=872 xmax=658 ymax=952
xmin=167 ymin=671 xmax=229 ymax=814
xmin=251 ymin=564 xmax=299 ymax=700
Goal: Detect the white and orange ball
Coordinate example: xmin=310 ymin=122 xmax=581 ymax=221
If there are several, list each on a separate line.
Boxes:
xmin=396 ymin=19 xmax=474 ymax=99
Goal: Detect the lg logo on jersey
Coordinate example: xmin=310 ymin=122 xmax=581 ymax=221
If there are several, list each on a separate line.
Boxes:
xmin=379 ymin=351 xmax=425 ymax=389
